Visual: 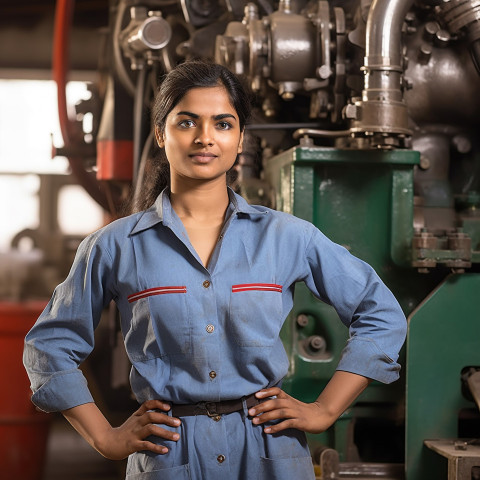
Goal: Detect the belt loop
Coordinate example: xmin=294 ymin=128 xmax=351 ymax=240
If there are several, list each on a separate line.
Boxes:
xmin=242 ymin=396 xmax=249 ymax=417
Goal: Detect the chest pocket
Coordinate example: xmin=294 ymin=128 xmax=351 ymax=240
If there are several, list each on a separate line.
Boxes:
xmin=229 ymin=283 xmax=283 ymax=347
xmin=127 ymin=286 xmax=191 ymax=360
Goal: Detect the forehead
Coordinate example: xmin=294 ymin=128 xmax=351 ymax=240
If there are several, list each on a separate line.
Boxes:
xmin=172 ymin=86 xmax=237 ymax=117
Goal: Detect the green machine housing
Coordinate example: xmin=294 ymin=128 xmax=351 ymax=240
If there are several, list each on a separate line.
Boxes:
xmin=264 ymin=146 xmax=480 ymax=480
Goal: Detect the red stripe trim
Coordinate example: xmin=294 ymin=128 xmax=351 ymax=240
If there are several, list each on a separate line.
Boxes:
xmin=232 ymin=283 xmax=282 ymax=293
xmin=128 ymin=286 xmax=187 ymax=303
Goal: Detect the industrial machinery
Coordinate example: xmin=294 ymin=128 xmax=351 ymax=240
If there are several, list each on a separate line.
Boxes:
xmin=4 ymin=0 xmax=480 ymax=478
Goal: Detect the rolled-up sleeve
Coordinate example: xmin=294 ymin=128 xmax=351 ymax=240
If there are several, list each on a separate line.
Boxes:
xmin=302 ymin=227 xmax=407 ymax=384
xmin=23 ymin=231 xmax=115 ymax=412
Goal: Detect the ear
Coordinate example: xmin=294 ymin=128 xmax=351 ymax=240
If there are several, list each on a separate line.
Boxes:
xmin=155 ymin=125 xmax=165 ymax=148
xmin=237 ymin=129 xmax=244 ymax=154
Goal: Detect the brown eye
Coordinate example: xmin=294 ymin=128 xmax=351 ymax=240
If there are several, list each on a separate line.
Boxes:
xmin=178 ymin=119 xmax=196 ymax=128
xmin=217 ymin=121 xmax=232 ymax=130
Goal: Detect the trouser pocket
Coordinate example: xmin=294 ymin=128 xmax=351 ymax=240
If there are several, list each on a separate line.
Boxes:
xmin=259 ymin=455 xmax=315 ymax=479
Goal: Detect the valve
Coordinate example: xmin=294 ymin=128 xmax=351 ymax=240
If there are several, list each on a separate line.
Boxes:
xmin=120 ymin=7 xmax=172 ymax=69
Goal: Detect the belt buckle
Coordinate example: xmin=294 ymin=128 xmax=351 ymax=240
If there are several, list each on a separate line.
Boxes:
xmin=204 ymin=401 xmax=218 ymax=417
xmin=195 ymin=401 xmax=218 ymax=417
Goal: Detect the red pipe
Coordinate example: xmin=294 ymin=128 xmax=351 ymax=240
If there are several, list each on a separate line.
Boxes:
xmin=53 ymin=0 xmax=112 ymax=211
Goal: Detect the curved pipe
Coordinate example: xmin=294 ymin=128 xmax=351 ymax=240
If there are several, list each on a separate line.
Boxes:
xmin=363 ymin=0 xmax=414 ymax=102
xmin=349 ymin=0 xmax=413 ymax=136
xmin=365 ymin=0 xmax=414 ymax=69
xmin=53 ymin=0 xmax=112 ymax=211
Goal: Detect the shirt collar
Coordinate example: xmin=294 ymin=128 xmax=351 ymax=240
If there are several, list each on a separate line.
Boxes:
xmin=227 ymin=187 xmax=269 ymax=216
xmin=129 ymin=186 xmax=266 ymax=235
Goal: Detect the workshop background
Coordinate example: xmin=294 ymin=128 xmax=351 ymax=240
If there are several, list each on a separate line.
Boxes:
xmin=1 ymin=0 xmax=479 ymax=479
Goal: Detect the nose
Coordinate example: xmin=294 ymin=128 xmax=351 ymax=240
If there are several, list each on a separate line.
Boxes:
xmin=194 ymin=125 xmax=214 ymax=146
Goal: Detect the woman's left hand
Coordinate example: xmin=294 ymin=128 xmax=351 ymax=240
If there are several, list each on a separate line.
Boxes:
xmin=248 ymin=387 xmax=336 ymax=435
xmin=249 ymin=373 xmax=371 ymax=435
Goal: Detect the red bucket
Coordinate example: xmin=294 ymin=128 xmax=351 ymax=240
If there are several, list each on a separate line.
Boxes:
xmin=0 ymin=301 xmax=51 ymax=480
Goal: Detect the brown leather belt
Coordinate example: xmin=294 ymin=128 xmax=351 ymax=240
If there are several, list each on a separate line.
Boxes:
xmin=170 ymin=393 xmax=263 ymax=418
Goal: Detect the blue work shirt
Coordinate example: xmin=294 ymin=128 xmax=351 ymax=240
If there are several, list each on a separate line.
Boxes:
xmin=24 ymin=188 xmax=406 ymax=479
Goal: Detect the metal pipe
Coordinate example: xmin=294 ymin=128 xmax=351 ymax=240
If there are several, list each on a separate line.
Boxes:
xmin=292 ymin=128 xmax=351 ymax=139
xmin=365 ymin=0 xmax=413 ymax=69
xmin=349 ymin=0 xmax=414 ymax=136
xmin=363 ymin=0 xmax=414 ymax=103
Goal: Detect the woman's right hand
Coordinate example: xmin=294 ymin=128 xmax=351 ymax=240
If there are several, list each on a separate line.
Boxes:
xmin=62 ymin=400 xmax=181 ymax=461
xmin=99 ymin=399 xmax=181 ymax=460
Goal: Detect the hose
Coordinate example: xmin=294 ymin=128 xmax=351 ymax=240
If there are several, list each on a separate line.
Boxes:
xmin=113 ymin=0 xmax=136 ymax=97
xmin=132 ymin=130 xmax=154 ymax=211
xmin=133 ymin=61 xmax=149 ymax=184
xmin=53 ymin=0 xmax=113 ymax=211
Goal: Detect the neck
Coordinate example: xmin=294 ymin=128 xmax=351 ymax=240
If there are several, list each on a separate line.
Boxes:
xmin=169 ymin=175 xmax=230 ymax=220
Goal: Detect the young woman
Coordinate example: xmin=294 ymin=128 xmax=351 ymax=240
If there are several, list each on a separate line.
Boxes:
xmin=24 ymin=61 xmax=407 ymax=479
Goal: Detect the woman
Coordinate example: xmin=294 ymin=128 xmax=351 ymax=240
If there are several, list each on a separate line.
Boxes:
xmin=24 ymin=61 xmax=407 ymax=479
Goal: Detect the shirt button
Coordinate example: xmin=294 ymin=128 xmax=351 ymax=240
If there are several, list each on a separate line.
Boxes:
xmin=203 ymin=280 xmax=211 ymax=288
xmin=213 ymin=415 xmax=221 ymax=422
xmin=217 ymin=454 xmax=225 ymax=463
xmin=206 ymin=324 xmax=215 ymax=333
xmin=209 ymin=370 xmax=217 ymax=379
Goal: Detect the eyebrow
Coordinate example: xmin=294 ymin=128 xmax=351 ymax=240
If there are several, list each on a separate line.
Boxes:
xmin=176 ymin=111 xmax=237 ymax=121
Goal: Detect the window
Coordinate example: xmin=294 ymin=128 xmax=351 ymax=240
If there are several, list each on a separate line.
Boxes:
xmin=0 ymin=79 xmax=103 ymax=251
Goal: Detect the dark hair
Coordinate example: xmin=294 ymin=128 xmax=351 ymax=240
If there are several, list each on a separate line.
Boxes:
xmin=154 ymin=61 xmax=251 ymax=136
xmin=132 ymin=61 xmax=251 ymax=212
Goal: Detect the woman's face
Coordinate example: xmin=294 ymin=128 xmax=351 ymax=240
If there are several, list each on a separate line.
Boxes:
xmin=156 ymin=86 xmax=244 ymax=185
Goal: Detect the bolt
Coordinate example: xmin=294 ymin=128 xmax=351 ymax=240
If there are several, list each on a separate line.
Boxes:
xmin=434 ymin=29 xmax=451 ymax=47
xmin=308 ymin=335 xmax=326 ymax=352
xmin=419 ymin=155 xmax=430 ymax=170
xmin=454 ymin=441 xmax=468 ymax=451
xmin=343 ymin=103 xmax=358 ymax=120
xmin=281 ymin=92 xmax=295 ymax=101
xmin=418 ymin=43 xmax=432 ymax=64
xmin=424 ymin=21 xmax=439 ymax=40
xmin=452 ymin=135 xmax=472 ymax=154
xmin=296 ymin=314 xmax=309 ymax=327
xmin=317 ymin=65 xmax=332 ymax=80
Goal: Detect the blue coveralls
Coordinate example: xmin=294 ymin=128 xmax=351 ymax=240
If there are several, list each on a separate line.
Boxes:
xmin=24 ymin=188 xmax=407 ymax=479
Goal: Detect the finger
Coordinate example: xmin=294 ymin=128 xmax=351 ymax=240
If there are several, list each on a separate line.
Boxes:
xmin=136 ymin=400 xmax=171 ymax=415
xmin=143 ymin=424 xmax=181 ymax=442
xmin=255 ymin=387 xmax=283 ymax=399
xmin=249 ymin=397 xmax=293 ymax=417
xmin=136 ymin=440 xmax=171 ymax=455
xmin=141 ymin=411 xmax=181 ymax=428
xmin=250 ymin=406 xmax=295 ymax=425
xmin=263 ymin=418 xmax=297 ymax=434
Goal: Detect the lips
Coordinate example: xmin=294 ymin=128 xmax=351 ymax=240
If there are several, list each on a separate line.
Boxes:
xmin=189 ymin=152 xmax=217 ymax=163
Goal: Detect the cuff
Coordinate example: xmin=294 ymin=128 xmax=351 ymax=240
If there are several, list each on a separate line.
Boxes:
xmin=336 ymin=336 xmax=401 ymax=384
xmin=30 ymin=369 xmax=94 ymax=413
